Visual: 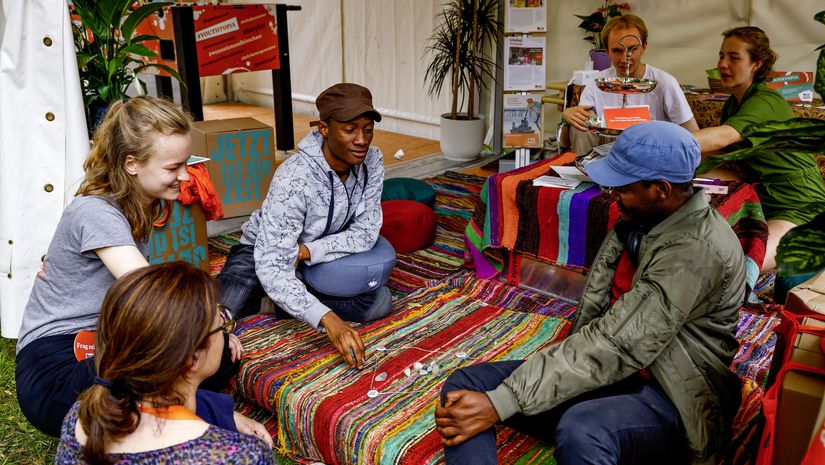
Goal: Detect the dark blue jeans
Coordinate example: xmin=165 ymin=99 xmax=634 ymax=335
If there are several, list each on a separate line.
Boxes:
xmin=440 ymin=361 xmax=688 ymax=465
xmin=218 ymin=243 xmax=392 ymax=321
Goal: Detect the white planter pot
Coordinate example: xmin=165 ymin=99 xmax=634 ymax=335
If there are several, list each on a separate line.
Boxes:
xmin=439 ymin=113 xmax=485 ymax=161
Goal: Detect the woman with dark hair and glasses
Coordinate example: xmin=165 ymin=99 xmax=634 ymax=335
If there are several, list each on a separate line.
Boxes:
xmin=55 ymin=262 xmax=273 ymax=465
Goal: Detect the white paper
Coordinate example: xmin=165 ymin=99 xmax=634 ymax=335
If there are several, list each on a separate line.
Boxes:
xmin=505 ymin=0 xmax=546 ymax=33
xmin=550 ymin=165 xmax=593 ymax=183
xmin=504 ymin=36 xmax=546 ymax=91
xmin=187 ymin=155 xmax=210 ymax=165
xmin=532 ymin=176 xmax=582 ymax=189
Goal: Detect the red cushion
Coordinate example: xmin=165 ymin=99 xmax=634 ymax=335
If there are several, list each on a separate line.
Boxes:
xmin=380 ymin=200 xmax=437 ymax=253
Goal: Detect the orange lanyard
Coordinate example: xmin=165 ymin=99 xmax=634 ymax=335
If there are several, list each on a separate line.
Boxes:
xmin=137 ymin=404 xmax=201 ymax=421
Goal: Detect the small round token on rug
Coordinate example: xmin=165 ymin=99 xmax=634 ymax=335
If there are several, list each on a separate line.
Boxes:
xmin=375 ymin=372 xmax=387 ymax=382
xmin=368 ymin=389 xmax=379 ymax=398
xmin=456 ymin=351 xmax=467 ymax=359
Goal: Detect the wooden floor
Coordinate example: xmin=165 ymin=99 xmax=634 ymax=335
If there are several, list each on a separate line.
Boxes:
xmin=202 ymin=102 xmax=442 ymax=167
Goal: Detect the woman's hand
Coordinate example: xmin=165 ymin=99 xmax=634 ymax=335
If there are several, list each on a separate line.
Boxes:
xmin=227 ymin=333 xmax=244 ymax=362
xmin=234 ymin=411 xmax=274 ymax=448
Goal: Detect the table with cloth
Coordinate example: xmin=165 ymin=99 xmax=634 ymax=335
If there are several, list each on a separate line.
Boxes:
xmin=464 ymin=154 xmax=769 ymax=294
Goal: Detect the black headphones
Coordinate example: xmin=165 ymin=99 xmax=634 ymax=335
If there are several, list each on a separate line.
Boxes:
xmin=614 ymin=221 xmax=652 ymax=266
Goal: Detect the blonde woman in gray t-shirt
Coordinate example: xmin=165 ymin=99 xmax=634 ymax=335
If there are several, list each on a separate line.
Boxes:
xmin=14 ymin=97 xmax=265 ymax=444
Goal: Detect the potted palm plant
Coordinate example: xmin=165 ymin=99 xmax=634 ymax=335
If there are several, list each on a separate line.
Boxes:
xmin=424 ymin=0 xmax=500 ymax=161
xmin=72 ymin=0 xmax=182 ymax=130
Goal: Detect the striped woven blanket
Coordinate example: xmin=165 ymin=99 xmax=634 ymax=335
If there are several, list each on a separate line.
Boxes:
xmin=465 ymin=157 xmax=768 ymax=290
xmin=234 ymin=274 xmax=571 ymax=464
xmin=232 ymin=271 xmax=777 ymax=465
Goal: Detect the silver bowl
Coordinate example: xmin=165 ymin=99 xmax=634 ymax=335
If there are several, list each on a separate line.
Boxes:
xmin=594 ymin=77 xmax=658 ymax=94
xmin=585 ymin=115 xmax=623 ymax=137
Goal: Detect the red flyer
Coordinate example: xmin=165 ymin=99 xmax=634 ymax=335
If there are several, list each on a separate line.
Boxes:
xmin=193 ymin=5 xmax=280 ymax=76
xmin=602 ymin=105 xmax=651 ymax=130
xmin=135 ymin=5 xmax=281 ymax=77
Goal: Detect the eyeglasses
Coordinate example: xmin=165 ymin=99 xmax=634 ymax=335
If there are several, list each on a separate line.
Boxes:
xmin=599 ymin=183 xmax=638 ymax=196
xmin=208 ymin=305 xmax=236 ymax=336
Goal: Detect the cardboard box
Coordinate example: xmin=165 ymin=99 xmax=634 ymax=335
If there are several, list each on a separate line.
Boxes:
xmin=774 ymin=321 xmax=825 ymax=465
xmin=192 ymin=118 xmax=275 ymax=218
xmin=148 ymin=201 xmax=209 ymax=272
xmin=787 ymin=271 xmax=825 ymax=316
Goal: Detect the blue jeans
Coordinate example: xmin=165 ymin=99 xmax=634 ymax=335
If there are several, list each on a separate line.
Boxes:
xmin=440 ymin=361 xmax=688 ymax=465
xmin=218 ymin=243 xmax=392 ymax=321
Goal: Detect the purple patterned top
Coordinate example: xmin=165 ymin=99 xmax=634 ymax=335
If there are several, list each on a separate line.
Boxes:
xmin=55 ymin=403 xmax=274 ymax=464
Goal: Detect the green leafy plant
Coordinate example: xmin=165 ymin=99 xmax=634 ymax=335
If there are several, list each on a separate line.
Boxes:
xmin=776 ymin=210 xmax=825 ymax=276
xmin=815 ymin=10 xmax=825 ymax=99
xmin=575 ymin=1 xmax=630 ymax=50
xmin=696 ymin=118 xmax=825 ymax=173
xmin=424 ymin=0 xmax=500 ymax=120
xmin=72 ymin=0 xmax=182 ymax=108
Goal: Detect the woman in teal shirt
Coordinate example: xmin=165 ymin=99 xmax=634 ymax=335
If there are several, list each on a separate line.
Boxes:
xmin=693 ymin=26 xmax=825 ymax=273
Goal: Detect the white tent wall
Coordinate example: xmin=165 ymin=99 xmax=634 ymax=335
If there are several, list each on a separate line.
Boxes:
xmin=216 ymin=0 xmax=823 ymax=142
xmin=227 ymin=0 xmax=452 ymax=140
xmin=550 ymin=0 xmax=822 ymax=88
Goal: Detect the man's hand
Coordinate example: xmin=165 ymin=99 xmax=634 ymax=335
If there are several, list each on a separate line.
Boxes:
xmin=562 ymin=105 xmax=595 ymax=131
xmin=227 ymin=333 xmax=244 ymax=362
xmin=320 ymin=312 xmax=366 ymax=369
xmin=295 ymin=243 xmax=311 ymax=268
xmin=434 ymin=390 xmax=499 ymax=447
xmin=233 ymin=411 xmax=274 ymax=448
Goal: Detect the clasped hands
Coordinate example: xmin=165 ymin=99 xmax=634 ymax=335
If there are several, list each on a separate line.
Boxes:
xmin=434 ymin=390 xmax=500 ymax=447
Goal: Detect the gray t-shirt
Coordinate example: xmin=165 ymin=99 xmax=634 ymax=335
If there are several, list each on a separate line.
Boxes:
xmin=16 ymin=196 xmax=148 ymax=352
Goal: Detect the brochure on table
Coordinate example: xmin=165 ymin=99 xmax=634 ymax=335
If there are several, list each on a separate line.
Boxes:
xmin=505 ymin=0 xmax=546 ymax=33
xmin=768 ymin=71 xmax=815 ymax=102
xmin=503 ymin=93 xmax=543 ymax=148
xmin=504 ymin=35 xmax=546 ymax=91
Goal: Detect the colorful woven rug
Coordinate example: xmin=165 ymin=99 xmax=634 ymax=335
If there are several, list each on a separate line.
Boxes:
xmin=233 ymin=275 xmax=571 ymax=465
xmin=208 ymin=230 xmax=240 ymax=277
xmin=725 ymin=309 xmax=780 ymax=465
xmin=466 ymin=157 xmax=768 ymax=292
xmin=231 ymin=270 xmax=776 ymax=465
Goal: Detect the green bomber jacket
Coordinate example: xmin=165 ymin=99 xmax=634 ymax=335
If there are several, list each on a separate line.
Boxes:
xmin=486 ymin=191 xmax=747 ymax=465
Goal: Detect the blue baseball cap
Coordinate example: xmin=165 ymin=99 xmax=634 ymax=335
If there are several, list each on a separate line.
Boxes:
xmin=585 ymin=121 xmax=700 ymax=187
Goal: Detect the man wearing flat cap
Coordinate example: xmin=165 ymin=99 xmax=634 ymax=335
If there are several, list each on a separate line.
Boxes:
xmin=436 ymin=121 xmax=746 ymax=465
xmin=219 ymin=83 xmax=392 ymax=368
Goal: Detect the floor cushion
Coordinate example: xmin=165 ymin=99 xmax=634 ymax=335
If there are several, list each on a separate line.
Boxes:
xmin=382 ymin=177 xmax=437 ymax=209
xmin=381 ymin=200 xmax=437 ymax=253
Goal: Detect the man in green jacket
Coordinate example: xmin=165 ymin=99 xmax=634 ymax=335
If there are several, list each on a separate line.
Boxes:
xmin=435 ymin=121 xmax=746 ymax=465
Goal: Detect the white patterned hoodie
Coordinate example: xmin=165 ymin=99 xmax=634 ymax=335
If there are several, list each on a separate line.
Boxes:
xmin=239 ymin=130 xmax=384 ymax=329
